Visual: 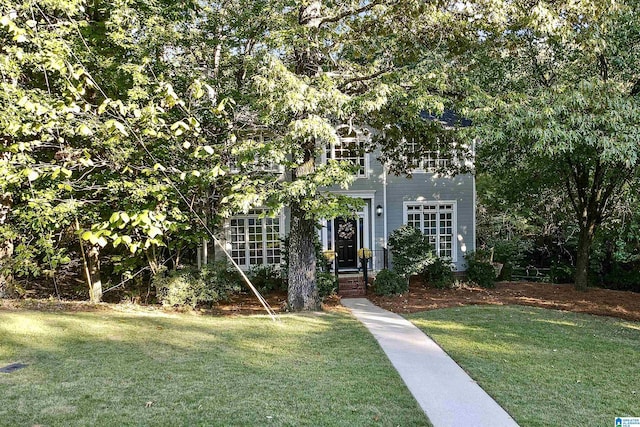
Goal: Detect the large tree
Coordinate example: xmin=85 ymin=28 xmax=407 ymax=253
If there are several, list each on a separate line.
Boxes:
xmin=0 ymin=0 xmax=231 ymax=301
xmin=214 ymin=0 xmax=480 ymax=310
xmin=463 ymin=0 xmax=640 ymax=289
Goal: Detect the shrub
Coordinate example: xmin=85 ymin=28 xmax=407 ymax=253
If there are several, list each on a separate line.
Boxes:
xmin=153 ymin=267 xmax=212 ymax=308
xmin=601 ymin=264 xmax=640 ymax=292
xmin=550 ymin=261 xmax=575 ymax=284
xmin=316 ymin=272 xmax=338 ymax=298
xmin=248 ymin=264 xmax=285 ymax=295
xmin=388 ymin=225 xmax=436 ymax=278
xmin=421 ymin=257 xmax=454 ymax=289
xmin=201 ymin=261 xmax=243 ymax=297
xmin=153 ymin=262 xmax=242 ymax=307
xmin=373 ymin=269 xmax=408 ymax=295
xmin=465 ymin=252 xmax=496 ymax=288
xmin=490 ymin=238 xmax=533 ymax=267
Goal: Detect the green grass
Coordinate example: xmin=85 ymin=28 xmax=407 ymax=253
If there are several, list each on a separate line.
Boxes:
xmin=0 ymin=308 xmax=429 ymax=426
xmin=409 ymin=306 xmax=640 ymax=427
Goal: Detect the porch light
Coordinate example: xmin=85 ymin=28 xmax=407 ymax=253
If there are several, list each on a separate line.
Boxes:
xmin=358 ymin=248 xmax=372 ymax=259
xmin=376 ymin=204 xmax=383 ymax=217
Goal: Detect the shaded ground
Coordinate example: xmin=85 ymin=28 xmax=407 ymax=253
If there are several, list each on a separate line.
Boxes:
xmin=206 ymin=281 xmax=640 ymax=322
xmin=203 ymin=281 xmax=640 ymax=321
xmin=2 ymin=282 xmax=639 ymax=321
xmin=369 ymin=281 xmax=640 ymax=322
xmin=0 ymin=291 xmax=344 ymax=316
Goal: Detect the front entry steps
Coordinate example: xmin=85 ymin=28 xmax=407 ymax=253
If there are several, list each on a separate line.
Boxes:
xmin=337 ymin=274 xmax=372 ymax=298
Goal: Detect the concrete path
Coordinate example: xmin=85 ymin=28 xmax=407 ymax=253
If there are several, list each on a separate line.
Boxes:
xmin=341 ymin=298 xmax=519 ymax=427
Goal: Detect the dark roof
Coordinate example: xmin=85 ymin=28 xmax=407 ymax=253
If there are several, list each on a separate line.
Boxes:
xmin=420 ymin=109 xmax=472 ymax=127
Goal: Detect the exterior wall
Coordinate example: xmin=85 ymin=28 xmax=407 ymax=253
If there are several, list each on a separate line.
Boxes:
xmin=320 ymin=143 xmax=475 ymax=272
xmin=384 ymin=171 xmax=475 ymax=271
xmin=218 ymin=135 xmax=476 ymax=273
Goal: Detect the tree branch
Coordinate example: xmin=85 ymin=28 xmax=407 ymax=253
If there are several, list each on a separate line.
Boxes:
xmin=319 ymin=0 xmax=385 ymax=27
xmin=563 ymin=162 xmax=579 ymax=218
xmin=599 ymin=166 xmax=632 ymax=222
xmin=566 ymin=156 xmax=594 ymax=228
xmin=598 ymin=54 xmax=608 ymax=82
xmin=338 ymin=67 xmax=394 ymax=91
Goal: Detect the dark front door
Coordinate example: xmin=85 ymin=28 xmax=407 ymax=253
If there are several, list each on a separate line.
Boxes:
xmin=335 ymin=217 xmax=357 ymax=269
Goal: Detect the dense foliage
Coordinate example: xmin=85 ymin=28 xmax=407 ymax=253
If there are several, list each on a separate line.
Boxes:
xmin=316 ymin=272 xmax=338 ymax=298
xmin=248 ymin=264 xmax=285 ymax=295
xmin=421 ymin=257 xmax=454 ymax=289
xmin=464 ymin=252 xmax=496 ymax=289
xmin=373 ymin=269 xmax=407 ymax=296
xmin=3 ymin=0 xmax=640 ymax=304
xmin=0 ymin=0 xmax=236 ymax=302
xmin=388 ymin=225 xmax=436 ymax=279
xmin=153 ymin=263 xmax=242 ymax=307
xmin=465 ymin=0 xmax=640 ymax=289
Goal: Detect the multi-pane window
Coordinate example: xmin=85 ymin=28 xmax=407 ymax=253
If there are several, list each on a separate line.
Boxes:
xmin=229 ymin=211 xmax=282 ymax=267
xmin=326 ymin=127 xmax=368 ymax=177
xmin=406 ymin=140 xmax=449 ymax=171
xmin=405 ymin=202 xmax=456 ymax=260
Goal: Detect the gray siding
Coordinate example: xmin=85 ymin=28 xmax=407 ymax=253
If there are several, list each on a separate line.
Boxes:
xmin=325 ymin=147 xmax=475 ymax=271
xmin=385 ymin=171 xmax=475 ymax=271
xmin=219 ymin=142 xmax=476 ymax=272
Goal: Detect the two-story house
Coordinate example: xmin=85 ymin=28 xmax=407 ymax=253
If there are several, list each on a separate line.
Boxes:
xmin=217 ymin=114 xmax=476 ymax=279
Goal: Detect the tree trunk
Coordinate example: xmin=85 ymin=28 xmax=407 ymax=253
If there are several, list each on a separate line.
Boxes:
xmin=287 ymin=203 xmax=320 ymax=311
xmin=0 ymin=192 xmax=13 ymax=298
xmin=0 ymin=240 xmax=13 ymax=298
xmin=86 ymin=244 xmax=102 ymax=303
xmin=284 ymin=1 xmax=325 ymax=311
xmin=574 ymin=226 xmax=594 ymax=291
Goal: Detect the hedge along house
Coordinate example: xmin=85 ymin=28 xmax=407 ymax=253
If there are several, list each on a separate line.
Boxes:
xmin=215 ymin=111 xmax=476 ymax=289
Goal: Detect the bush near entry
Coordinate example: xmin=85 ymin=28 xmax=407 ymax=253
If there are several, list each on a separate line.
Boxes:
xmin=373 ymin=269 xmax=407 ymax=295
xmin=388 ymin=225 xmax=436 ymax=278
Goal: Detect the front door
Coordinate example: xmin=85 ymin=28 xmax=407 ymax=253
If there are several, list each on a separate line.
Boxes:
xmin=335 ymin=217 xmax=358 ymax=269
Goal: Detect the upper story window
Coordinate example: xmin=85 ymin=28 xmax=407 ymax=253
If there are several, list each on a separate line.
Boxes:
xmin=406 ymin=140 xmax=450 ymax=172
xmin=325 ymin=126 xmax=369 ymax=178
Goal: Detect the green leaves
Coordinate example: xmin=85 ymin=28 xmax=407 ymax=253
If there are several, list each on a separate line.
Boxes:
xmin=80 ymin=229 xmax=110 ymax=248
xmin=112 ymin=235 xmax=132 ymax=249
xmin=24 ymin=169 xmax=39 ymax=182
xmin=83 ymin=209 xmax=172 ymax=254
xmin=105 ymin=119 xmax=129 ymax=136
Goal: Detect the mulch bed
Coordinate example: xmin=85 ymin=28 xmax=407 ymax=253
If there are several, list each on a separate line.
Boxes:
xmin=205 ymin=281 xmax=640 ymax=321
xmin=2 ymin=282 xmax=639 ymax=321
xmin=368 ymin=281 xmax=640 ymax=322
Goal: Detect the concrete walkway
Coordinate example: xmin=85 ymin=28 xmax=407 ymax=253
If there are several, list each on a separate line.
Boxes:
xmin=341 ymin=298 xmax=519 ymax=427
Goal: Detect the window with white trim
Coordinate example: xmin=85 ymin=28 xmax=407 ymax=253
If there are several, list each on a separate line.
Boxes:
xmin=229 ymin=211 xmax=282 ymax=267
xmin=406 ymin=140 xmax=449 ymax=171
xmin=326 ymin=127 xmax=368 ymax=177
xmin=405 ymin=202 xmax=456 ymax=260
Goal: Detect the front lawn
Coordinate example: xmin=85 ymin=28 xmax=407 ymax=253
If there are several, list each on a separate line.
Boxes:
xmin=409 ymin=306 xmax=640 ymax=426
xmin=0 ymin=308 xmax=429 ymax=426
